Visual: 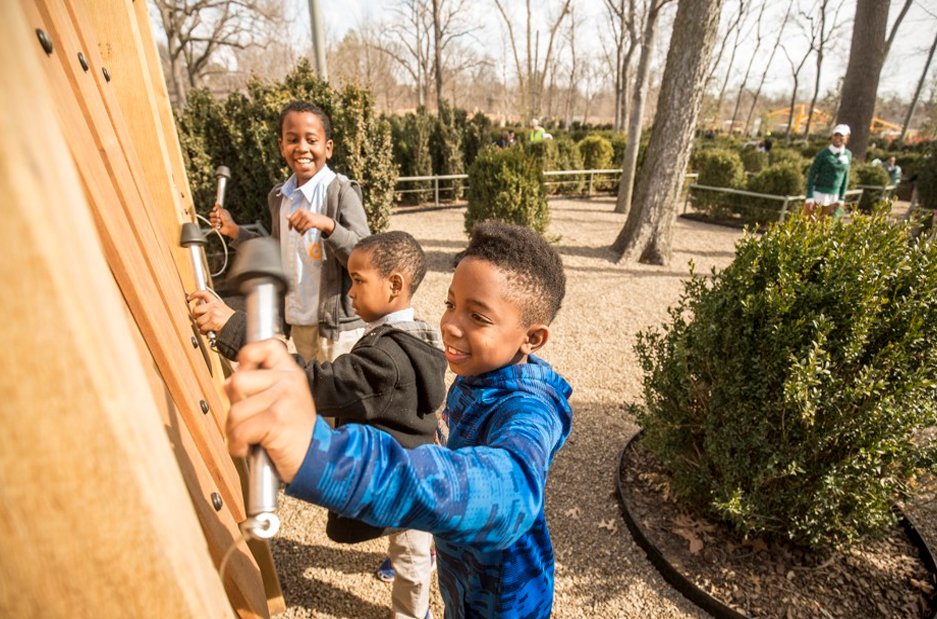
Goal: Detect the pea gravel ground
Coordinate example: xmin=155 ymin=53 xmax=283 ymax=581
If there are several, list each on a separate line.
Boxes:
xmin=267 ymin=196 xmax=752 ymax=619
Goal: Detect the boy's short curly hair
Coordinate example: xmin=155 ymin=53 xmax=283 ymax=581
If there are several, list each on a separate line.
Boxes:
xmin=461 ymin=221 xmax=565 ymax=325
xmin=278 ymin=100 xmax=331 ymax=140
xmin=353 ymin=231 xmax=427 ymax=296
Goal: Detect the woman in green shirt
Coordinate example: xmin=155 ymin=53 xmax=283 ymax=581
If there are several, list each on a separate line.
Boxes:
xmin=803 ymin=124 xmax=852 ymax=220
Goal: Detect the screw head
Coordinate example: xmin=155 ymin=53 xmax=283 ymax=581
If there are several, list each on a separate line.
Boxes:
xmin=191 ymin=336 xmax=199 ymax=348
xmin=200 ymin=400 xmax=209 ymax=415
xmin=102 ymin=67 xmax=111 ymax=82
xmin=78 ymin=52 xmax=89 ymax=72
xmin=211 ymin=492 xmax=223 ymax=511
xmin=36 ymin=29 xmax=53 ymax=55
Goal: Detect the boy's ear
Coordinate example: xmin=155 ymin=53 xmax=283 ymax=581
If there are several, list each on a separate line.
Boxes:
xmin=521 ymin=324 xmax=550 ymax=355
xmin=388 ymin=272 xmax=405 ymax=298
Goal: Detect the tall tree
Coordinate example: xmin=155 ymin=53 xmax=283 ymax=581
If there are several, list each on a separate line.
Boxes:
xmin=836 ymin=0 xmax=890 ymax=161
xmin=729 ymin=0 xmax=768 ymax=133
xmin=493 ymin=0 xmax=573 ymax=117
xmin=602 ymin=0 xmax=640 ymax=132
xmin=898 ymin=28 xmax=937 ymax=146
xmin=612 ymin=0 xmax=725 ymax=265
xmin=432 ymin=0 xmax=445 ymax=111
xmin=152 ymin=0 xmax=281 ymax=108
xmin=743 ymin=5 xmax=791 ymax=135
xmin=804 ymin=0 xmax=847 ymax=139
xmin=615 ymin=0 xmax=672 ymax=215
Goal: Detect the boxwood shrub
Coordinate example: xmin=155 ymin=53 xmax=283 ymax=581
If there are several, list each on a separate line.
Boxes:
xmin=465 ymin=145 xmax=548 ymax=236
xmin=741 ymin=161 xmax=805 ymax=225
xmin=633 ymin=213 xmax=937 ymax=549
xmin=854 ymin=163 xmax=891 ymax=214
xmin=691 ymin=148 xmax=746 ymax=218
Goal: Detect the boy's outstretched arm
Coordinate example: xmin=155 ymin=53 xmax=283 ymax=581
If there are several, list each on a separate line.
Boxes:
xmin=225 ymin=340 xmax=318 ymax=483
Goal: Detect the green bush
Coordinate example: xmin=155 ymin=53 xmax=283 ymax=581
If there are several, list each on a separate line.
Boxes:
xmin=742 ymin=162 xmax=805 ymax=225
xmin=390 ymin=110 xmax=434 ymax=204
xmin=431 ymin=103 xmax=466 ymax=201
xmin=633 ymin=213 xmax=937 ymax=549
xmin=527 ymin=138 xmax=560 ymax=171
xmin=553 ymin=138 xmax=585 ymax=195
xmin=578 ymin=135 xmax=614 ymax=170
xmin=578 ymin=135 xmax=615 ymax=191
xmin=175 ymin=59 xmax=397 ymax=233
xmin=690 ymin=149 xmax=746 ymax=218
xmin=610 ymin=133 xmax=628 ymax=168
xmin=740 ymin=148 xmax=769 ymax=173
xmin=917 ymin=152 xmax=937 ymax=210
xmin=465 ymin=146 xmax=549 ymax=236
xmin=770 ymin=148 xmax=808 ymax=172
xmin=854 ymin=163 xmax=891 ymax=214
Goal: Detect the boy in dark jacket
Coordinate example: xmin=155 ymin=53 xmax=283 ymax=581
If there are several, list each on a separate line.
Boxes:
xmin=306 ymin=230 xmax=446 ymax=619
xmin=224 ymin=222 xmax=573 ymax=619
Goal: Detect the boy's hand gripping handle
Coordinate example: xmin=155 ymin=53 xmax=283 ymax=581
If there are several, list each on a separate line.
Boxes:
xmin=180 ymin=222 xmax=216 ymax=347
xmin=215 ymin=165 xmax=231 ymax=208
xmin=228 ymin=237 xmax=288 ymax=540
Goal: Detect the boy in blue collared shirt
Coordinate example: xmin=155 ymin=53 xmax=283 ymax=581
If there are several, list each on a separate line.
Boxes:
xmin=190 ymin=100 xmax=370 ymax=363
xmin=225 ymin=222 xmax=573 ymax=619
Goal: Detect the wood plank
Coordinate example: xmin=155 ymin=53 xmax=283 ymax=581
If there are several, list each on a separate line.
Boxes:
xmin=127 ymin=303 xmax=269 ymax=619
xmin=38 ymin=0 xmax=229 ymax=435
xmin=0 ymin=4 xmax=235 ymax=617
xmin=21 ymin=0 xmax=245 ymax=522
xmin=73 ymin=0 xmax=230 ymax=406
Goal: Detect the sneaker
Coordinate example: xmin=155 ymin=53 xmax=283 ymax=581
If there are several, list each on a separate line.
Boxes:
xmin=376 ymin=550 xmax=436 ymax=582
xmin=375 ymin=557 xmax=395 ymax=582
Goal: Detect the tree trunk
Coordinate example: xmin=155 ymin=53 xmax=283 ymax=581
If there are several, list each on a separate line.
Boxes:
xmin=836 ymin=0 xmax=889 ymax=161
xmin=612 ymin=0 xmax=724 ymax=265
xmin=432 ymin=0 xmax=444 ymax=111
xmin=898 ymin=28 xmax=937 ymax=146
xmin=614 ymin=0 xmax=664 ymax=215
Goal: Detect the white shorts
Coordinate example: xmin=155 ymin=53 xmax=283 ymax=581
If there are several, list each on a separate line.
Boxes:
xmin=810 ymin=191 xmax=840 ymax=206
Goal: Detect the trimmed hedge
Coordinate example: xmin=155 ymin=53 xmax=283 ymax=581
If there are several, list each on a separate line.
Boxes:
xmin=741 ymin=162 xmax=805 ymax=225
xmin=634 ymin=212 xmax=937 ymax=549
xmin=176 ymin=59 xmax=396 ymax=233
xmin=465 ymin=145 xmax=548 ymax=236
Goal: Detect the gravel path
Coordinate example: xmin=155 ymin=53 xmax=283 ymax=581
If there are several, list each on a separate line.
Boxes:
xmin=270 ymin=196 xmax=748 ymax=619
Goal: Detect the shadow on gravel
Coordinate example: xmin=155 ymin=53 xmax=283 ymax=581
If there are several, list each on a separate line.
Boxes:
xmin=270 ymin=537 xmax=388 ymax=619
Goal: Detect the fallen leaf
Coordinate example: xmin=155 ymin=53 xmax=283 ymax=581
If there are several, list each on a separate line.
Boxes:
xmin=598 ymin=519 xmax=619 ymax=534
xmin=910 ymin=578 xmax=935 ymax=595
xmin=564 ymin=507 xmax=581 ymax=519
xmin=744 ymin=538 xmax=768 ymax=553
xmin=673 ymin=527 xmax=704 ymax=554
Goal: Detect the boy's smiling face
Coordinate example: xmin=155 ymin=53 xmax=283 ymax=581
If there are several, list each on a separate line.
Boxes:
xmin=279 ymin=110 xmax=333 ymax=185
xmin=440 ymin=256 xmax=547 ymax=377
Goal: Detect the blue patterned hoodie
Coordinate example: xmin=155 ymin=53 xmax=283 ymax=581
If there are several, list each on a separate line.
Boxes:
xmin=286 ymin=354 xmax=573 ymax=619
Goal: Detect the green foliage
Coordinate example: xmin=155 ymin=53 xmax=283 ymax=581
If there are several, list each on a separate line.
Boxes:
xmin=691 ymin=149 xmax=746 ymax=218
xmin=577 ymin=135 xmax=614 ymax=170
xmin=465 ymin=145 xmax=549 ymax=236
xmin=610 ymin=133 xmax=628 ymax=168
xmin=553 ymin=138 xmax=585 ymax=194
xmin=740 ymin=148 xmax=769 ymax=173
xmin=770 ymin=148 xmax=808 ymax=172
xmin=431 ymin=103 xmax=466 ymax=201
xmin=390 ymin=110 xmax=434 ymax=203
xmin=527 ymin=138 xmax=560 ymax=170
xmin=634 ymin=213 xmax=937 ymax=549
xmin=454 ymin=109 xmax=493 ymax=168
xmin=578 ymin=135 xmax=615 ymax=191
xmin=174 ymin=59 xmax=396 ymax=233
xmin=854 ymin=163 xmax=891 ymax=214
xmin=917 ymin=152 xmax=937 ymax=210
xmin=741 ymin=162 xmax=805 ymax=225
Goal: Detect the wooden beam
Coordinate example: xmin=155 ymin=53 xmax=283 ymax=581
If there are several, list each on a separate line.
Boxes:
xmin=0 ymin=3 xmax=236 ymax=617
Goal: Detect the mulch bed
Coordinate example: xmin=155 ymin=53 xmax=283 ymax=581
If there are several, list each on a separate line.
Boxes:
xmin=618 ymin=438 xmax=937 ymax=619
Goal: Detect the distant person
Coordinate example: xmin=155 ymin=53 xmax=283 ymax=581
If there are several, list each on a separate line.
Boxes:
xmin=496 ymin=131 xmax=510 ymax=149
xmin=803 ymin=124 xmax=853 ymax=221
xmin=529 ymin=118 xmax=546 ymax=143
xmin=884 ymin=156 xmax=902 ymax=186
xmin=189 ymin=100 xmax=370 ymax=364
xmin=507 ymin=130 xmax=517 ymax=146
xmin=223 ymin=221 xmax=573 ymax=619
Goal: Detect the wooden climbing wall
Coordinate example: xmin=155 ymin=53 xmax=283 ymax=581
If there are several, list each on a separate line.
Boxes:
xmin=0 ymin=2 xmax=281 ymax=618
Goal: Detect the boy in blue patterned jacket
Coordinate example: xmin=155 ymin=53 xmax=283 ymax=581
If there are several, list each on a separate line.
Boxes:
xmin=225 ymin=221 xmax=573 ymax=619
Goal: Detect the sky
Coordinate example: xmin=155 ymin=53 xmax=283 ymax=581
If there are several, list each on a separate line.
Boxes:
xmin=287 ymin=0 xmax=937 ymax=103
